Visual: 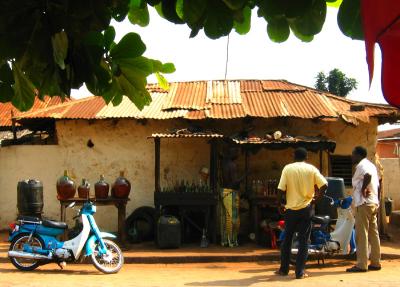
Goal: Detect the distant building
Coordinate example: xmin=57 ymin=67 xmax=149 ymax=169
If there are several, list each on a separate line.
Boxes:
xmin=377 ymin=128 xmax=400 ymax=158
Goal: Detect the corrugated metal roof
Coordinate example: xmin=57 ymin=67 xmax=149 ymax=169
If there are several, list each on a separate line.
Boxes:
xmin=14 ymin=80 xmax=400 ymax=124
xmin=150 ymin=133 xmax=223 ymax=138
xmin=0 ymin=96 xmax=70 ymax=127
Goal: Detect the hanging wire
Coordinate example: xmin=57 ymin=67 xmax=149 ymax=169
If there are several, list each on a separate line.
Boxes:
xmin=224 ymin=34 xmax=230 ymax=80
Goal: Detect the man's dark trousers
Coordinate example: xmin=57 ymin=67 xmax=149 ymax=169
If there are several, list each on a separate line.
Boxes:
xmin=279 ymin=205 xmax=312 ymax=277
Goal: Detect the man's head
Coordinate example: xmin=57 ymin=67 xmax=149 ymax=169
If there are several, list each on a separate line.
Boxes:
xmin=199 ymin=167 xmax=209 ymax=182
xmin=294 ymin=147 xmax=307 ymax=162
xmin=352 ymin=146 xmax=367 ymax=164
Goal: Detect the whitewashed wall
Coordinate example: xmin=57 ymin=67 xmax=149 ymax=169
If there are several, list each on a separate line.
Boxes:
xmin=0 ymin=117 xmax=378 ymax=231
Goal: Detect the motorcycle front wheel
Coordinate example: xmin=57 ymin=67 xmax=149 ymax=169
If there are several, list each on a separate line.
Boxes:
xmin=9 ymin=233 xmax=44 ymax=271
xmin=91 ymin=239 xmax=124 ymax=274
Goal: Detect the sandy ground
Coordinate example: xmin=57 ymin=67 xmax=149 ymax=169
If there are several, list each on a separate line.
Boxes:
xmin=0 ymin=260 xmax=400 ymax=287
xmin=1 ymin=224 xmax=399 ymax=286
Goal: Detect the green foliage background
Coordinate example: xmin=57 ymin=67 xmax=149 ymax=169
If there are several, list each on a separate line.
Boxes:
xmin=0 ymin=0 xmax=362 ymax=111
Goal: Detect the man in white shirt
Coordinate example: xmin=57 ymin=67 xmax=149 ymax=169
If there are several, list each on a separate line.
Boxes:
xmin=346 ymin=146 xmax=381 ymax=272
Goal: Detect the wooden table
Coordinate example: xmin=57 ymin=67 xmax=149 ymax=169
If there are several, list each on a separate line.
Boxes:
xmin=59 ymin=197 xmax=129 ymax=245
xmin=249 ymin=195 xmax=277 ymax=243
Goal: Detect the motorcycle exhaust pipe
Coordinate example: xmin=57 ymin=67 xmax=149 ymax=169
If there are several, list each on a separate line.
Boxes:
xmin=8 ymin=251 xmax=51 ymax=260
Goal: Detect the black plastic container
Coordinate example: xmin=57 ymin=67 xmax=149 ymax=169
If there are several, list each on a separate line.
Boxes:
xmin=157 ymin=215 xmax=181 ymax=249
xmin=17 ymin=179 xmax=44 ymax=218
xmin=325 ymin=177 xmax=345 ymax=200
xmin=385 ymin=197 xmax=393 ymax=216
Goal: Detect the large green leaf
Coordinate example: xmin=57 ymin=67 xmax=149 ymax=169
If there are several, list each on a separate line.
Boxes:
xmin=289 ymin=23 xmax=314 ymax=42
xmin=102 ymin=77 xmax=122 ymax=104
xmin=155 ymin=0 xmax=185 ymax=24
xmin=285 ymin=0 xmax=313 ymax=19
xmin=86 ymin=62 xmax=112 ymax=95
xmin=11 ymin=62 xmax=36 ymax=111
xmin=234 ymin=6 xmax=251 ymax=35
xmin=155 ymin=72 xmax=169 ymax=90
xmin=337 ymin=0 xmax=363 ymax=40
xmin=176 ymin=0 xmax=207 ymax=26
xmin=0 ymin=62 xmax=14 ymax=84
xmin=160 ymin=62 xmax=176 ymax=74
xmin=110 ymin=0 xmax=129 ymax=22
xmin=128 ymin=0 xmax=150 ymax=27
xmin=222 ymin=0 xmax=247 ymax=10
xmin=327 ymin=0 xmax=343 ymax=8
xmin=117 ymin=72 xmax=151 ymax=110
xmin=104 ymin=26 xmax=116 ymax=51
xmin=118 ymin=57 xmax=155 ymax=77
xmin=36 ymin=66 xmax=63 ymax=98
xmin=51 ymin=31 xmax=68 ymax=70
xmin=83 ymin=31 xmax=105 ymax=65
xmin=110 ymin=32 xmax=146 ymax=60
xmin=257 ymin=0 xmax=286 ymax=21
xmin=0 ymin=83 xmax=14 ymax=103
xmin=267 ymin=17 xmax=290 ymax=43
xmin=289 ymin=0 xmax=326 ymax=36
xmin=204 ymin=2 xmax=234 ymax=39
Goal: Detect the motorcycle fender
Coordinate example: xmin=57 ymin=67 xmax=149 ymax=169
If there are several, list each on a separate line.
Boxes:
xmin=8 ymin=229 xmax=38 ymax=242
xmin=85 ymin=232 xmax=116 ymax=256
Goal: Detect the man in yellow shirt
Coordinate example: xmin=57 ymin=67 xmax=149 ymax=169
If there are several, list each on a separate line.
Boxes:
xmin=276 ymin=147 xmax=327 ymax=279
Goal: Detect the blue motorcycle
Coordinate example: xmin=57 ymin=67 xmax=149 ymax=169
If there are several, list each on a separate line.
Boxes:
xmin=279 ymin=196 xmax=356 ymax=264
xmin=8 ymin=201 xmax=124 ymax=273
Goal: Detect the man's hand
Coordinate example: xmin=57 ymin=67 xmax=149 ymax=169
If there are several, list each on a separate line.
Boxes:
xmin=361 ymin=173 xmax=372 ymax=198
xmin=278 ymin=204 xmax=286 ymax=215
xmin=362 ymin=187 xmax=371 ymax=198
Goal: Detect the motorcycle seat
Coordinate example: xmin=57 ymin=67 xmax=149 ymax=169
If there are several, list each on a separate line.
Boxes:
xmin=42 ymin=219 xmax=68 ymax=229
xmin=17 ymin=215 xmax=41 ymax=223
xmin=311 ymin=215 xmax=331 ymax=225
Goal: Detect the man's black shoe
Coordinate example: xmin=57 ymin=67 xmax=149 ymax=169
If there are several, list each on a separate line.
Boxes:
xmin=346 ymin=265 xmax=367 ymax=272
xmin=368 ymin=265 xmax=381 ymax=271
xmin=274 ymin=270 xmax=288 ymax=276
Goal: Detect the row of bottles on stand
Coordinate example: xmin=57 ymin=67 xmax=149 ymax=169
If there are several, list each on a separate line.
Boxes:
xmin=251 ymin=179 xmax=278 ymax=197
xmin=161 ymin=180 xmax=211 ymax=193
xmin=56 ymin=170 xmax=131 ymax=200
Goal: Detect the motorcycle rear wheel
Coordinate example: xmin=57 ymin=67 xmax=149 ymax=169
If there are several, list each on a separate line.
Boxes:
xmin=9 ymin=233 xmax=44 ymax=271
xmin=91 ymin=239 xmax=124 ymax=274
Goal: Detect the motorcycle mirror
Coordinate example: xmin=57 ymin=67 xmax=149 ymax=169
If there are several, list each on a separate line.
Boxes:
xmin=67 ymin=202 xmax=76 ymax=208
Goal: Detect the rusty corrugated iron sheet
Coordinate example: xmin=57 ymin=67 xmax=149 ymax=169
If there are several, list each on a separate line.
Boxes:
xmin=0 ymin=96 xmax=70 ymax=127
xmin=163 ymin=81 xmax=207 ymax=110
xmin=14 ymin=97 xmax=100 ymax=120
xmin=14 ymin=80 xmax=400 ymax=124
xmin=97 ymin=93 xmax=188 ymax=119
xmin=261 ymin=80 xmax=304 ymax=91
xmin=206 ymin=80 xmax=242 ymax=104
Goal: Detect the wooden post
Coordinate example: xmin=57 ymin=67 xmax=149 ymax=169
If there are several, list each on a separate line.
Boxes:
xmin=154 ymin=137 xmax=161 ymax=193
xmin=245 ymin=149 xmax=249 ymax=194
xmin=11 ymin=110 xmax=17 ymax=142
xmin=319 ymin=149 xmax=323 ymax=173
xmin=117 ymin=201 xmax=127 ymax=245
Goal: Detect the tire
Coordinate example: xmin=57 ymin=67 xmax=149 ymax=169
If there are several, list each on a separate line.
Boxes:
xmin=289 ymin=235 xmax=299 ymax=266
xmin=9 ymin=233 xmax=44 ymax=271
xmin=126 ymin=206 xmax=156 ymax=243
xmin=91 ymin=239 xmax=124 ymax=274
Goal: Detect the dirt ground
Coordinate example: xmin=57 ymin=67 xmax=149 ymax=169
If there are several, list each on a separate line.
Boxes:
xmin=0 ymin=225 xmax=399 ymax=287
xmin=0 ymin=260 xmax=400 ymax=287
